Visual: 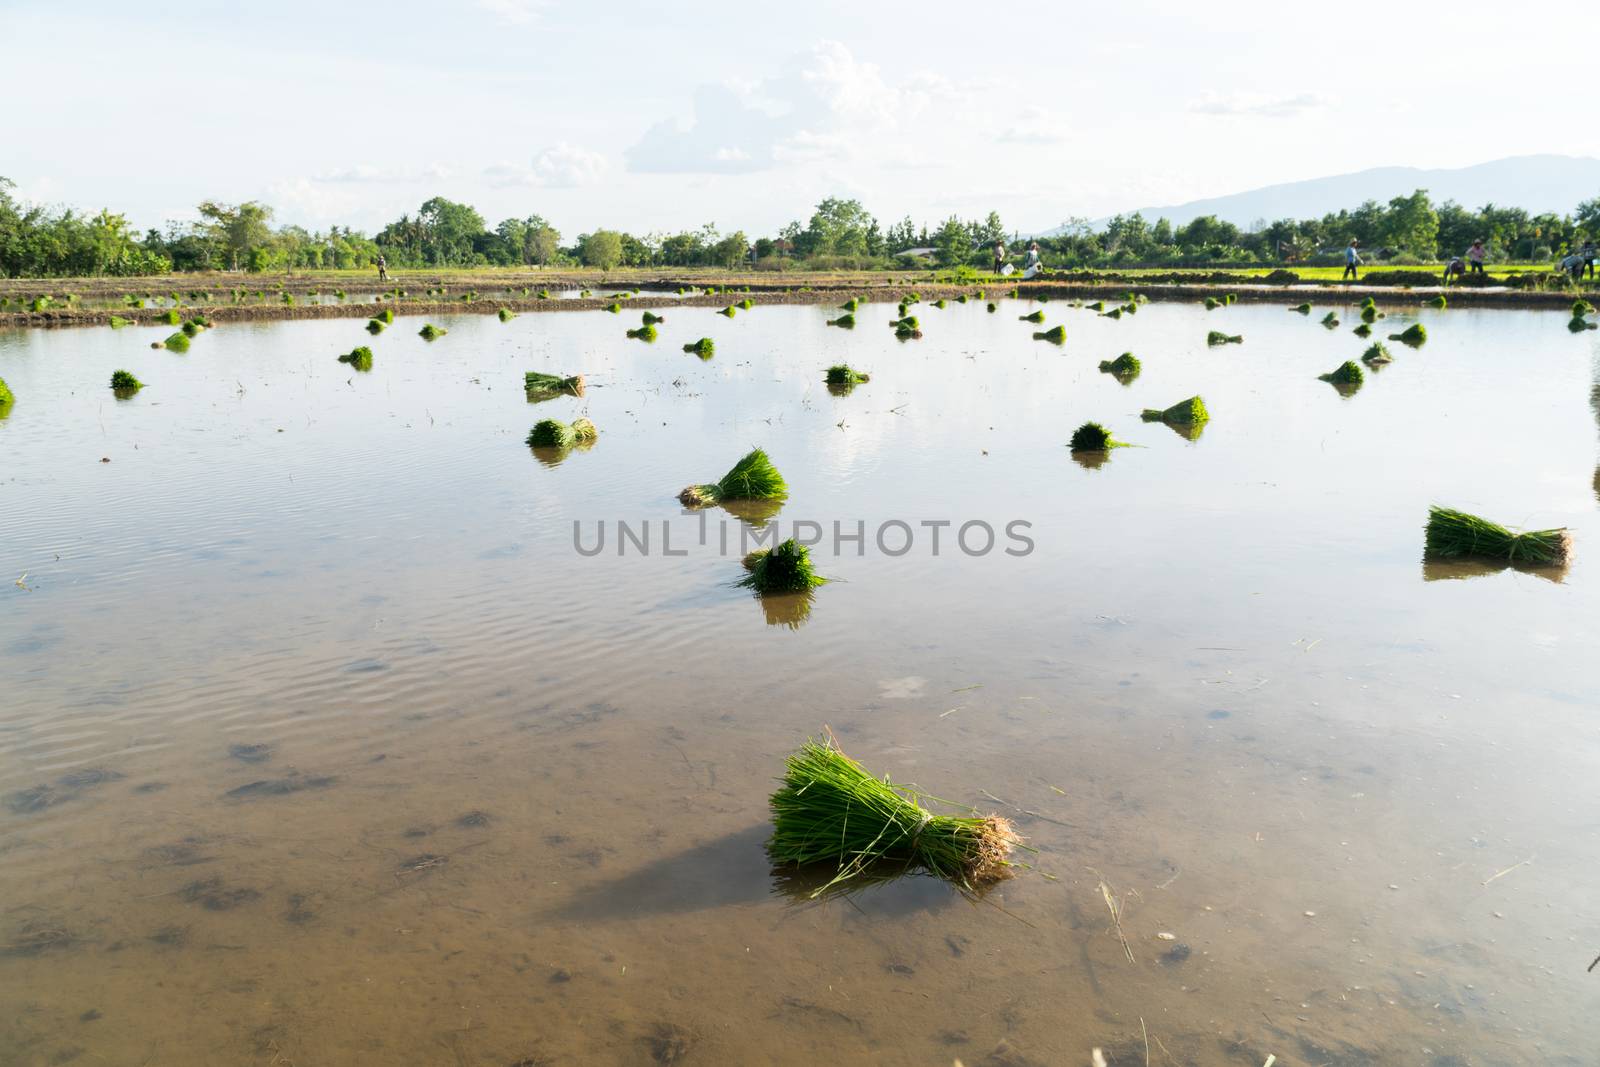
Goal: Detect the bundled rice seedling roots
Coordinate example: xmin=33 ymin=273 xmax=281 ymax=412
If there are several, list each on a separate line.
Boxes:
xmin=1361 ymin=342 xmax=1393 ymax=365
xmin=419 ymin=324 xmax=446 ymax=340
xmin=740 ymin=538 xmax=827 ymax=594
xmin=767 ymin=733 xmax=1020 ymax=895
xmin=1019 ymin=310 xmax=1044 ymax=323
xmin=498 ymin=307 xmax=515 ymax=322
xmin=163 ymin=332 xmax=190 ymax=352
xmin=1424 ymin=506 xmax=1571 ymax=565
xmin=1319 ymin=360 xmax=1364 ymax=385
xmin=684 ymin=337 xmax=715 ymax=359
xmin=679 ymin=447 xmax=787 ymax=508
xmin=1070 ymin=421 xmax=1126 ymax=452
xmin=1207 ymin=331 xmax=1243 ymax=346
xmin=526 ymin=418 xmax=576 ymax=449
xmin=826 ymin=313 xmax=855 ymax=328
xmin=1141 ymin=395 xmax=1208 ymax=426
xmin=626 ymin=324 xmax=658 ymax=341
xmin=570 ymin=417 xmax=598 ymax=442
xmin=1389 ymin=323 xmax=1426 ymax=345
xmin=524 ymin=371 xmax=585 ymax=399
xmin=1033 ymin=325 xmax=1068 ymax=343
xmin=109 ymin=369 xmax=143 ymax=394
xmin=825 ymin=364 xmax=869 ymax=386
xmin=1099 ymin=352 xmax=1141 ymax=378
xmin=1291 ymin=303 xmax=1312 ymax=314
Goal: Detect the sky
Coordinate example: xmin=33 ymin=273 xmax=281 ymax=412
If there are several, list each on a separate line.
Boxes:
xmin=3 ymin=0 xmax=1595 ymax=239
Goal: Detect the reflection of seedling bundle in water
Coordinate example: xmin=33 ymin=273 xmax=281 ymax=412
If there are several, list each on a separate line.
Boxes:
xmin=1424 ymin=506 xmax=1571 ymax=565
xmin=1099 ymin=352 xmax=1141 ymax=379
xmin=523 ymin=371 xmax=585 ymax=400
xmin=1572 ymin=299 xmax=1596 ymax=317
xmin=1033 ymin=325 xmax=1068 ymax=344
xmin=1389 ymin=323 xmax=1426 ymax=345
xmin=1141 ymin=395 xmax=1208 ymax=426
xmin=895 ymin=322 xmax=922 ymax=340
xmin=683 ymin=337 xmax=715 ymax=359
xmin=740 ymin=538 xmax=827 ymax=594
xmin=1572 ymin=316 xmax=1599 ymax=332
xmin=526 ymin=417 xmax=598 ymax=449
xmin=1291 ymin=303 xmax=1312 ymax=314
xmin=1207 ymin=331 xmax=1243 ymax=345
xmin=419 ymin=324 xmax=446 ymax=340
xmin=767 ymin=733 xmax=1020 ymax=897
xmin=826 ymin=313 xmax=855 ymax=328
xmin=1321 ymin=312 xmax=1340 ymax=328
xmin=1361 ymin=342 xmax=1393 ymax=365
xmin=1019 ymin=310 xmax=1044 ymax=323
xmin=1318 ymin=360 xmax=1365 ymax=385
xmin=678 ymin=448 xmax=787 ymax=508
xmin=110 ymin=369 xmax=143 ymax=394
xmin=626 ymin=323 xmax=658 ymax=342
xmin=498 ymin=307 xmax=515 ymax=322
xmin=339 ymin=346 xmax=373 ymax=372
xmin=1069 ymin=421 xmax=1127 ymax=452
xmin=824 ymin=364 xmax=870 ymax=387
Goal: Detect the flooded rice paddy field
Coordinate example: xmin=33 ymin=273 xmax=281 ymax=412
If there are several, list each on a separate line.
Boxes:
xmin=1 ymin=298 xmax=1597 ymax=1066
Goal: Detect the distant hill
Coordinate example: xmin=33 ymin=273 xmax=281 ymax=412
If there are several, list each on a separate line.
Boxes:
xmin=1044 ymin=155 xmax=1600 ymax=233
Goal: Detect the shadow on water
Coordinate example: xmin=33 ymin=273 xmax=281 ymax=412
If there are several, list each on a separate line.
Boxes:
xmin=547 ymin=823 xmax=964 ymax=922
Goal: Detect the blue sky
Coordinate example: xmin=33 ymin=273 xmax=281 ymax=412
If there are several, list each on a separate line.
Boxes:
xmin=2 ymin=0 xmax=1586 ymax=237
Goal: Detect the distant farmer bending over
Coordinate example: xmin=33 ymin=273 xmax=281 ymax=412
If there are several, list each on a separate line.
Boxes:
xmin=1442 ymin=257 xmax=1465 ymax=285
xmin=1583 ymin=240 xmax=1597 ymax=280
xmin=1022 ymin=242 xmax=1043 ymax=280
xmin=1467 ymin=239 xmax=1486 ymax=275
xmin=1342 ymin=239 xmax=1361 ymax=282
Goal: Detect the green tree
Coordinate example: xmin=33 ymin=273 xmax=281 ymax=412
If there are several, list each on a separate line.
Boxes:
xmin=197 ymin=200 xmax=274 ymax=271
xmin=1379 ymin=189 xmax=1439 ymax=258
xmin=712 ymin=231 xmax=748 ymax=270
xmin=580 ymin=230 xmax=624 ymax=270
xmin=530 ymin=224 xmax=560 ymax=267
xmin=933 ymin=216 xmax=972 ymax=267
xmin=799 ymin=197 xmax=875 ymax=258
xmin=415 ymin=197 xmax=487 ymax=265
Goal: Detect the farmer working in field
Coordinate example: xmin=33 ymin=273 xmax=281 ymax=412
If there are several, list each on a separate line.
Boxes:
xmin=1022 ymin=242 xmax=1042 ymax=279
xmin=1342 ymin=239 xmax=1361 ymax=282
xmin=992 ymin=240 xmax=1007 ymax=275
xmin=1467 ymin=239 xmax=1486 ymax=275
xmin=376 ymin=254 xmax=388 ymax=282
xmin=1442 ymin=256 xmax=1465 ymax=285
xmin=1583 ymin=240 xmax=1597 ymax=280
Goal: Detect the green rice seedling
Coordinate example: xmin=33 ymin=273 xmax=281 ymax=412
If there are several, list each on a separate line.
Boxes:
xmin=1389 ymin=323 xmax=1427 ymax=345
xmin=1318 ymin=360 xmax=1365 ymax=385
xmin=986 ymin=302 xmax=997 ymax=312
xmin=1099 ymin=352 xmax=1141 ymax=379
xmin=825 ymin=364 xmax=869 ymax=386
xmin=282 ymin=293 xmax=295 ymax=306
xmin=896 ymin=302 xmax=909 ymax=318
xmin=891 ymin=315 xmax=920 ymax=331
xmin=606 ymin=302 xmax=622 ymax=314
xmin=335 ymin=289 xmax=346 ymax=299
xmin=376 ymin=308 xmax=395 ymax=323
xmin=1360 ymin=304 xmax=1381 ymax=323
xmin=1070 ymin=421 xmax=1127 ymax=452
xmin=839 ymin=298 xmax=859 ymax=312
xmin=180 ymin=320 xmax=202 ymax=337
xmin=956 ymin=294 xmax=969 ymax=304
xmin=1008 ymin=288 xmax=1019 ymax=298
xmin=1571 ymin=316 xmax=1599 ymax=332
xmin=109 ymin=316 xmax=132 ymax=328
xmin=1203 ymin=296 xmax=1220 ymax=310
xmin=1019 ymin=310 xmax=1044 ymax=323
xmin=189 ymin=315 xmax=211 ymax=328
xmin=1086 ymin=300 xmax=1104 ymax=311
xmin=109 ymin=369 xmax=143 ymax=394
xmin=931 ymin=298 xmax=947 ymax=309
xmin=1103 ymin=307 xmax=1123 ymax=319
xmin=766 ymin=733 xmax=1020 ymax=896
xmin=1141 ymin=395 xmax=1208 ymax=426
xmin=906 ymin=292 xmax=921 ymax=302
xmin=642 ymin=311 xmax=665 ymax=324
xmin=526 ymin=418 xmax=576 ymax=449
xmin=0 ymin=377 xmax=12 ymax=414
xmin=523 ymin=371 xmax=585 ymax=399
xmin=498 ymin=307 xmax=515 ymax=322
xmin=1353 ymin=322 xmax=1373 ymax=337
xmin=1290 ymin=303 xmax=1312 ymax=314
xmin=1033 ymin=325 xmax=1068 ymax=344
xmin=718 ymin=305 xmax=737 ymax=317
xmin=1424 ymin=506 xmax=1571 ymax=565
xmin=683 ymin=337 xmax=715 ymax=359
xmin=894 ymin=323 xmax=922 ymax=340
xmin=580 ymin=289 xmax=592 ymax=298
xmin=738 ymin=297 xmax=755 ymax=310
xmin=740 ymin=539 xmax=827 ymax=595
xmin=1321 ymin=311 xmax=1339 ymax=328
xmin=537 ymin=289 xmax=551 ymax=300
xmin=163 ymin=332 xmax=190 ymax=353
xmin=1361 ymin=342 xmax=1393 ymax=365
xmin=679 ymin=447 xmax=787 ymax=508
xmin=1361 ymin=295 xmax=1376 ymax=308
xmin=1428 ymin=294 xmax=1447 ymax=309
xmin=826 ymin=313 xmax=855 ymax=328
xmin=1207 ymin=331 xmax=1243 ymax=345
xmin=366 ymin=319 xmax=386 ymax=334
xmin=625 ymin=323 xmax=658 ymax=341
xmin=159 ymin=309 xmax=181 ymax=325
xmin=129 ymin=298 xmax=144 ymax=308
xmin=1038 ymin=295 xmax=1050 ymax=304
xmin=1121 ymin=302 xmax=1138 ymax=315
xmin=29 ymin=296 xmax=51 ymax=312
xmin=419 ymin=324 xmax=446 ymax=340
xmin=1225 ymin=293 xmax=1238 ymax=304
xmin=338 ymin=346 xmax=374 ymax=372
xmin=1571 ymin=299 xmax=1595 ymax=317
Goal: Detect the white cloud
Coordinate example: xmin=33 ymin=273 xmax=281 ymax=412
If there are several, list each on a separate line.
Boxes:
xmin=475 ymin=0 xmax=548 ymax=25
xmin=313 ymin=164 xmax=456 ymax=184
xmin=484 ymin=143 xmax=608 ymax=188
xmin=997 ymin=106 xmax=1069 ymax=145
xmin=1187 ymin=92 xmax=1334 ymax=118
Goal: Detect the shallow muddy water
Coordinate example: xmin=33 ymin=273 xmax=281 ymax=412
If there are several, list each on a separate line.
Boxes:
xmin=2 ymin=297 xmax=1598 ymax=1066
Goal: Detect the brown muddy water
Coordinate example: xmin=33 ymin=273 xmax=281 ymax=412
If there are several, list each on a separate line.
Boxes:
xmin=1 ymin=299 xmax=1597 ymax=1067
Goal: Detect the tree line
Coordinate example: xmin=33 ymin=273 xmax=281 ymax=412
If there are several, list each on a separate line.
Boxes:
xmin=3 ymin=176 xmax=1597 ymax=277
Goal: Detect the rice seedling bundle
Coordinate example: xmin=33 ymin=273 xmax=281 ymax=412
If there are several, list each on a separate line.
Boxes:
xmin=718 ymin=306 xmax=737 ymax=317
xmin=1360 ymin=305 xmax=1381 ymax=323
xmin=767 ymin=733 xmax=1020 ymax=895
xmin=1099 ymin=352 xmax=1141 ymax=377
xmin=931 ymin=298 xmax=947 ymax=309
xmin=339 ymin=346 xmax=373 ymax=372
xmin=895 ymin=323 xmax=922 ymax=339
xmin=1428 ymin=295 xmax=1447 ymax=309
xmin=29 ymin=296 xmax=51 ymax=312
xmin=1321 ymin=311 xmax=1339 ymax=327
xmin=678 ymin=448 xmax=786 ymax=508
xmin=526 ymin=418 xmax=576 ymax=449
xmin=1290 ymin=303 xmax=1312 ymax=314
xmin=1103 ymin=307 xmax=1123 ymax=319
xmin=570 ymin=417 xmax=598 ymax=442
xmin=1224 ymin=293 xmax=1237 ymax=304
xmin=160 ymin=309 xmax=181 ymax=325
xmin=1203 ymin=297 xmax=1220 ymax=310
xmin=282 ymin=293 xmax=295 ymax=306
xmin=1033 ymin=325 xmax=1068 ymax=343
xmin=335 ymin=289 xmax=346 ymax=299
xmin=0 ymin=377 xmax=13 ymax=411
xmin=420 ymin=324 xmax=448 ymax=340
xmin=1141 ymin=395 xmax=1208 ymax=425
xmin=109 ymin=316 xmax=131 ymax=328
xmin=986 ymin=302 xmax=997 ymax=312
xmin=827 ymin=313 xmax=855 ymax=328
xmin=523 ymin=371 xmax=585 ymax=398
xmin=626 ymin=324 xmax=658 ymax=341
xmin=976 ymin=290 xmax=985 ymax=299
xmin=839 ymin=298 xmax=859 ymax=312
xmin=1571 ymin=300 xmax=1594 ymax=317
xmin=604 ymin=302 xmax=622 ymax=314
xmin=498 ymin=307 xmax=515 ymax=322
xmin=896 ymin=302 xmax=909 ymax=318
xmin=179 ymin=321 xmax=200 ymax=337
xmin=1069 ymin=421 xmax=1126 ymax=452
xmin=1019 ymin=310 xmax=1044 ymax=323
xmin=738 ymin=298 xmax=755 ymax=310
xmin=891 ymin=315 xmax=920 ymax=331
xmin=1573 ymin=316 xmax=1599 ymax=332
xmin=825 ymin=364 xmax=869 ymax=386
xmin=1087 ymin=300 xmax=1104 ymax=311
xmin=366 ymin=319 xmax=386 ymax=334
xmin=1361 ymin=342 xmax=1392 ymax=365
xmin=642 ymin=311 xmax=665 ymax=325
xmin=109 ymin=370 xmax=143 ymax=393
xmin=740 ymin=538 xmax=827 ymax=594
xmin=683 ymin=337 xmax=715 ymax=359
xmin=1318 ymin=360 xmax=1364 ymax=385
xmin=190 ymin=315 xmax=211 ymax=328
xmin=956 ymin=294 xmax=969 ymax=304
xmin=1353 ymin=322 xmax=1373 ymax=337
xmin=1389 ymin=323 xmax=1426 ymax=345
xmin=1121 ymin=302 xmax=1137 ymax=315
xmin=906 ymin=292 xmax=921 ymax=303
xmin=1206 ymin=331 xmax=1243 ymax=346
xmin=376 ymin=308 xmax=395 ymax=323
xmin=163 ymin=332 xmax=190 ymax=353
xmin=1424 ymin=506 xmax=1571 ymax=565
xmin=538 ymin=289 xmax=552 ymax=300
